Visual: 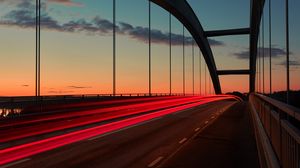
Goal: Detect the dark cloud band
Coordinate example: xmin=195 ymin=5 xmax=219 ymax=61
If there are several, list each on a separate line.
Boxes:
xmin=0 ymin=1 xmax=224 ymax=47
xmin=233 ymin=47 xmax=290 ymax=59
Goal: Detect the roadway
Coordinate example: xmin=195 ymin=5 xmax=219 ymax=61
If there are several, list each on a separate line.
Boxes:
xmin=1 ymin=99 xmax=236 ymax=168
xmin=160 ymin=101 xmax=259 ymax=168
xmin=0 ymin=96 xmax=202 ymax=144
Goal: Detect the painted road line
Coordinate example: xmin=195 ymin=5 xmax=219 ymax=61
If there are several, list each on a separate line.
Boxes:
xmin=179 ymin=138 xmax=187 ymax=144
xmin=204 ymin=121 xmax=209 ymax=124
xmin=194 ymin=128 xmax=200 ymax=132
xmin=148 ymin=156 xmax=164 ymax=167
xmin=0 ymin=158 xmax=31 ymax=168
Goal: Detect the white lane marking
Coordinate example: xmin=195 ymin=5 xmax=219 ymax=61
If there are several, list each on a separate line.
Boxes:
xmin=194 ymin=128 xmax=200 ymax=132
xmin=148 ymin=156 xmax=164 ymax=167
xmin=204 ymin=121 xmax=209 ymax=124
xmin=211 ymin=116 xmax=215 ymax=119
xmin=179 ymin=138 xmax=187 ymax=144
xmin=0 ymin=158 xmax=31 ymax=168
xmin=88 ymin=117 xmax=163 ymax=141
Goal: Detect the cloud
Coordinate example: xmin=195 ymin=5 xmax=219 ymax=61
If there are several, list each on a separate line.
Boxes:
xmin=48 ymin=90 xmax=74 ymax=94
xmin=0 ymin=1 xmax=224 ymax=47
xmin=233 ymin=47 xmax=289 ymax=59
xmin=0 ymin=0 xmax=17 ymax=4
xmin=118 ymin=21 xmax=224 ymax=46
xmin=0 ymin=0 xmax=16 ymax=2
xmin=93 ymin=16 xmax=115 ymax=34
xmin=47 ymin=0 xmax=83 ymax=7
xmin=0 ymin=0 xmax=35 ymax=9
xmin=67 ymin=86 xmax=92 ymax=89
xmin=208 ymin=39 xmax=224 ymax=46
xmin=277 ymin=60 xmax=300 ymax=67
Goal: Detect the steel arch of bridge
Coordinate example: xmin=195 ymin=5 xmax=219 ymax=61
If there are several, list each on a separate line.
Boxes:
xmin=152 ymin=0 xmax=265 ymax=94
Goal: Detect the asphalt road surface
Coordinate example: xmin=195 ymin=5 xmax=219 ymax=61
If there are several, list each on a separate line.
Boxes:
xmin=2 ymin=100 xmax=236 ymax=168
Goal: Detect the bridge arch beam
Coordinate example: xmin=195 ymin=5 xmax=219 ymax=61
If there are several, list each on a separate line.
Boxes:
xmin=150 ymin=0 xmax=222 ymax=94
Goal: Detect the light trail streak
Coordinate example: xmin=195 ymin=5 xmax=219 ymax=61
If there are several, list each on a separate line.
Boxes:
xmin=0 ymin=96 xmax=188 ymax=129
xmin=1 ymin=96 xmax=205 ymax=143
xmin=0 ymin=96 xmax=235 ymax=166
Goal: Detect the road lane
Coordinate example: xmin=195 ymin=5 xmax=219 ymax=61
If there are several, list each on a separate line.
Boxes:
xmin=159 ymin=102 xmax=259 ymax=168
xmin=0 ymin=96 xmax=186 ymax=129
xmin=5 ymin=100 xmax=236 ymax=168
xmin=0 ymin=96 xmax=207 ymax=143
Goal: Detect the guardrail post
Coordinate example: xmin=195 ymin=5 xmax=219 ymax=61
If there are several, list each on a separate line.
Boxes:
xmin=269 ymin=106 xmax=272 ymax=138
xmin=279 ymin=110 xmax=283 ymax=165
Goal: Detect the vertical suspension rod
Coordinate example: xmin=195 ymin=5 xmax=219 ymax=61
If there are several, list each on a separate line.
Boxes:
xmin=148 ymin=0 xmax=152 ymax=96
xmin=169 ymin=12 xmax=172 ymax=95
xmin=262 ymin=12 xmax=265 ymax=94
xmin=192 ymin=40 xmax=195 ymax=95
xmin=285 ymin=0 xmax=290 ymax=104
xmin=183 ymin=26 xmax=185 ymax=95
xmin=199 ymin=50 xmax=202 ymax=95
xmin=113 ymin=0 xmax=116 ymax=96
xmin=269 ymin=0 xmax=272 ymax=95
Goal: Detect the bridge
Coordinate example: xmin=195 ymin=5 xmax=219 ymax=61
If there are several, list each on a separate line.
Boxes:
xmin=0 ymin=0 xmax=299 ymax=168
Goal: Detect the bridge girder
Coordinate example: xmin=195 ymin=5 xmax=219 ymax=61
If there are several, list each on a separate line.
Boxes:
xmin=150 ymin=0 xmax=221 ymax=94
xmin=217 ymin=70 xmax=251 ymax=75
xmin=205 ymin=28 xmax=250 ymax=37
xmin=250 ymin=0 xmax=265 ymax=93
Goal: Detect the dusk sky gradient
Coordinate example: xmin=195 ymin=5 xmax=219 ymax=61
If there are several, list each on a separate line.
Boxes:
xmin=0 ymin=0 xmax=299 ymax=96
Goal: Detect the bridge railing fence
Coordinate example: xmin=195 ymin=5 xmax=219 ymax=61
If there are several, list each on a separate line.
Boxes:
xmin=250 ymin=93 xmax=300 ymax=168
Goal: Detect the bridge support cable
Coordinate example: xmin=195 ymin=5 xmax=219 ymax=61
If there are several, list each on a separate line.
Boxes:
xmin=113 ymin=0 xmax=116 ymax=96
xmin=258 ymin=34 xmax=261 ymax=93
xmin=148 ymin=0 xmax=152 ymax=96
xmin=35 ymin=0 xmax=41 ymax=99
xmin=285 ymin=0 xmax=290 ymax=104
xmin=204 ymin=65 xmax=207 ymax=95
xmin=256 ymin=60 xmax=258 ymax=92
xmin=199 ymin=50 xmax=202 ymax=95
xmin=262 ymin=12 xmax=265 ymax=94
xmin=269 ymin=0 xmax=272 ymax=95
xmin=208 ymin=76 xmax=212 ymax=95
xmin=182 ymin=26 xmax=185 ymax=95
xmin=192 ymin=40 xmax=195 ymax=95
xmin=169 ymin=12 xmax=172 ymax=95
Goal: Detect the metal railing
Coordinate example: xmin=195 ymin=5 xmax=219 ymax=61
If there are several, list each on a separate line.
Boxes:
xmin=249 ymin=93 xmax=300 ymax=168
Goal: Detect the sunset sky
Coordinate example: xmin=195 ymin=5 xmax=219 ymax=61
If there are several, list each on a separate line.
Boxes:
xmin=0 ymin=0 xmax=299 ymax=96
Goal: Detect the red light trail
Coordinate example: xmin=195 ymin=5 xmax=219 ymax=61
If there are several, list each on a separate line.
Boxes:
xmin=0 ymin=95 xmax=236 ymax=166
xmin=1 ymin=96 xmax=204 ymax=143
